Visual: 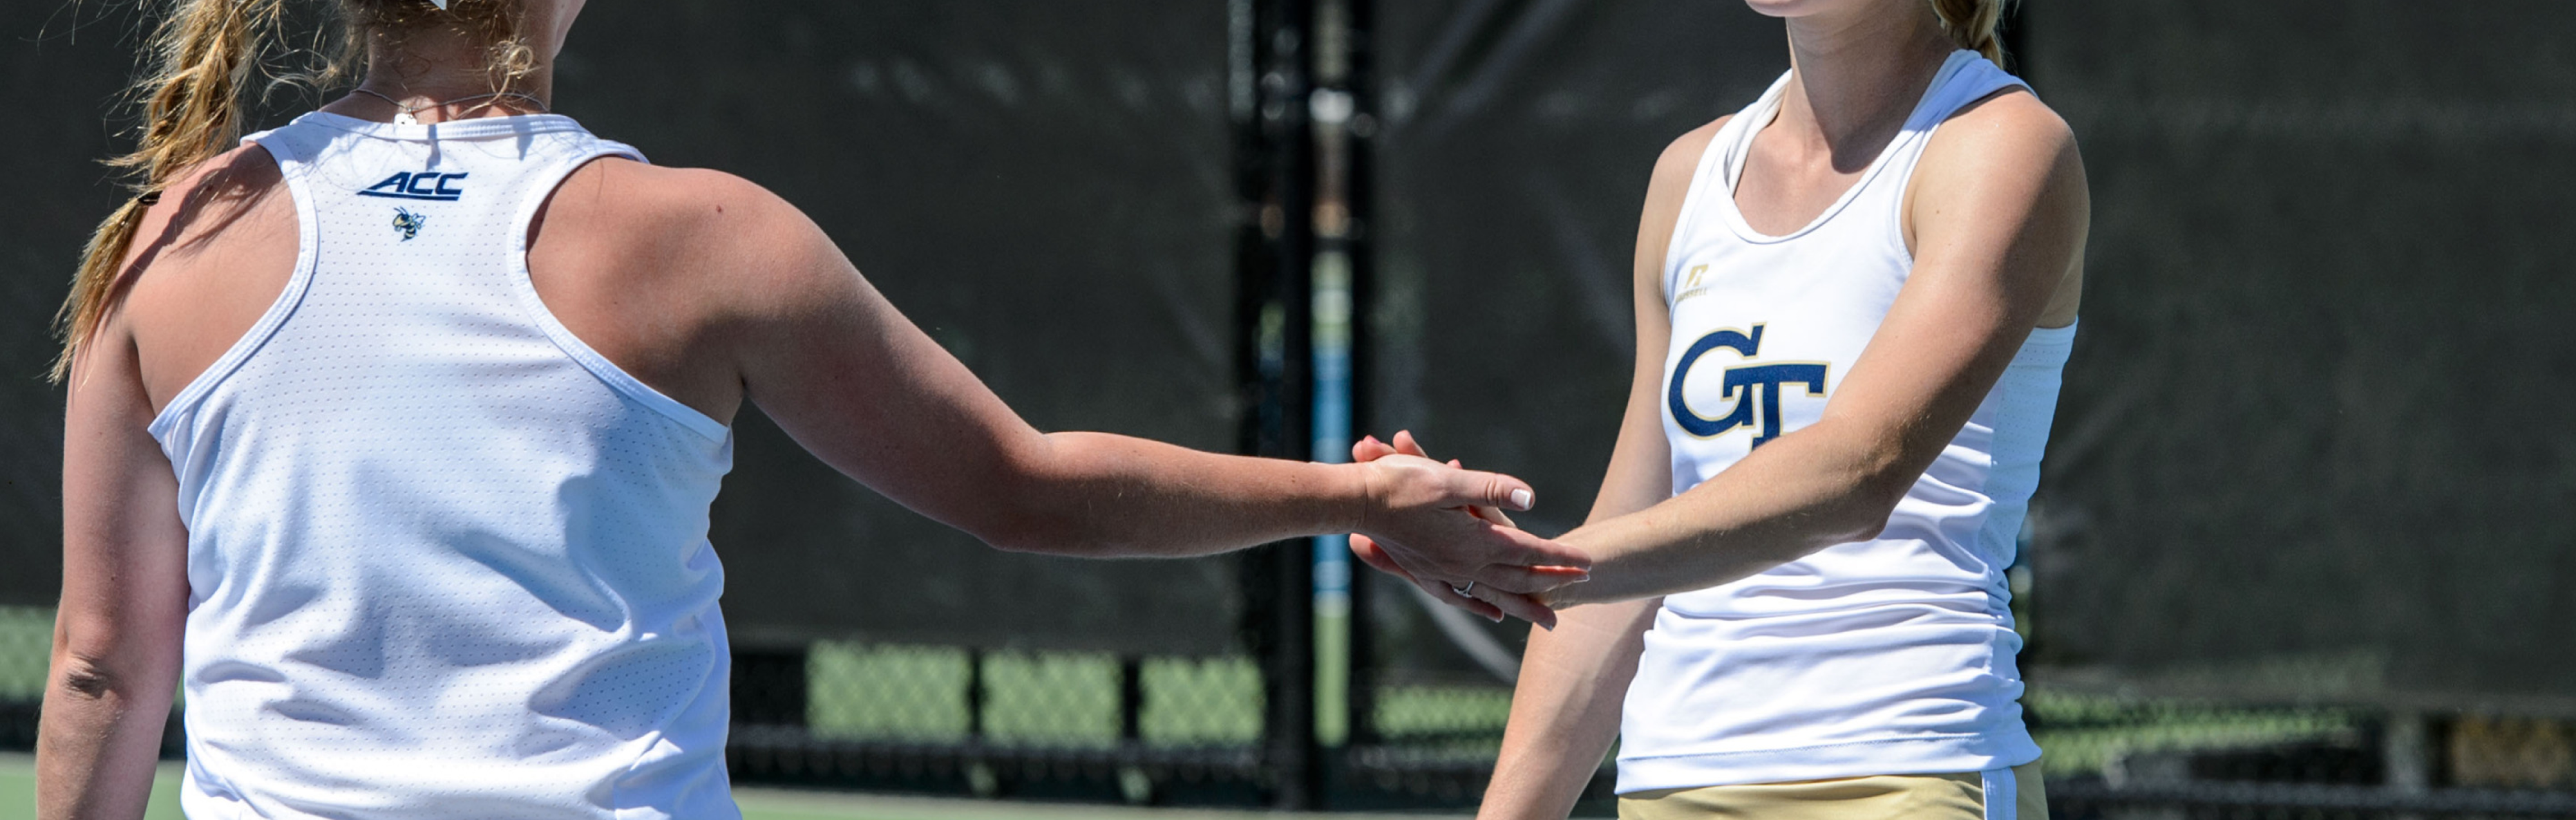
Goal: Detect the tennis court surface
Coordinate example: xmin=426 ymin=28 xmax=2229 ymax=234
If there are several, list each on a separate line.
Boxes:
xmin=0 ymin=752 xmax=1463 ymax=820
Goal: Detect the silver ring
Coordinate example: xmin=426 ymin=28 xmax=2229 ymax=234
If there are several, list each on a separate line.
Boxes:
xmin=1450 ymin=582 xmax=1476 ymax=597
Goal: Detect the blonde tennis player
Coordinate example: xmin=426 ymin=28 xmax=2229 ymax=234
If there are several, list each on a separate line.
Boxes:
xmin=37 ymin=1 xmax=1589 ymax=817
xmin=1350 ymin=0 xmax=2087 ymax=816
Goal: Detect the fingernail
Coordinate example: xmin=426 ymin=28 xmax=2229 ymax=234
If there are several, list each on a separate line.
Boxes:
xmin=1510 ymin=488 xmax=1534 ymax=509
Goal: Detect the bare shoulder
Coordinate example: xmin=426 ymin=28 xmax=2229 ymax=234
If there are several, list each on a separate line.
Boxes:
xmin=1633 ymin=115 xmax=1731 ymax=286
xmin=1638 ymin=117 xmax=1730 ymax=238
xmin=1911 ymin=88 xmax=2089 ymax=326
xmin=128 ymin=142 xmax=292 ymax=269
xmin=117 ymin=143 xmax=299 ymax=405
xmin=1920 ymin=88 xmax=2083 ymax=191
xmin=536 ymin=160 xmax=852 ymax=304
xmin=545 ymin=161 xmax=820 ymax=263
xmin=1649 ymin=115 xmax=1730 ymax=194
xmin=526 ymin=160 xmax=857 ymax=421
xmin=121 ymin=140 xmax=294 ymax=293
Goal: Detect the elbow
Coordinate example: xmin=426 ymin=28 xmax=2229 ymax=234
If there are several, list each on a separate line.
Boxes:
xmin=982 ymin=516 xmax=1133 ymax=557
xmin=964 ymin=485 xmax=1101 ymax=557
xmin=967 ymin=505 xmax=1064 ymax=555
xmin=46 ymin=600 xmax=186 ymax=705
xmin=953 ymin=441 xmax=1079 ymax=555
xmin=1821 ymin=447 xmax=1918 ymax=545
xmin=1804 ymin=496 xmax=1892 ymax=548
xmin=48 ymin=646 xmax=171 ymax=706
xmin=982 ymin=527 xmax=1070 ymax=557
xmin=1832 ymin=507 xmax=1893 ymax=544
xmin=53 ymin=654 xmax=119 ymax=702
xmin=967 ymin=436 xmax=1139 ymax=557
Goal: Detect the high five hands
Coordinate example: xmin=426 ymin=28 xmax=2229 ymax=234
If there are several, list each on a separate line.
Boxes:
xmin=1349 ymin=431 xmax=1588 ymax=628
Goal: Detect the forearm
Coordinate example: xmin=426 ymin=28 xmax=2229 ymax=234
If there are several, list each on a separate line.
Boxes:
xmin=1479 ymin=599 xmax=1658 ymax=820
xmin=1550 ymin=421 xmax=1904 ymax=606
xmin=37 ymin=651 xmax=175 ymax=820
xmin=994 ymin=431 xmax=1361 ymax=557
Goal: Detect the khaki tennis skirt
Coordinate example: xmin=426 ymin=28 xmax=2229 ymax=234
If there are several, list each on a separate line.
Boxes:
xmin=1619 ymin=761 xmax=2045 ymax=820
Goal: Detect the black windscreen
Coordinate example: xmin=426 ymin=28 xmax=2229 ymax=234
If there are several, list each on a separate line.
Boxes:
xmin=2021 ymin=1 xmax=2576 ymax=700
xmin=1365 ymin=0 xmax=1786 ymax=680
xmin=556 ymin=1 xmax=1244 ymax=655
xmin=1363 ymin=0 xmax=2576 ymax=702
xmin=0 ymin=1 xmax=1248 ymax=656
xmin=0 ymin=3 xmax=144 ymax=607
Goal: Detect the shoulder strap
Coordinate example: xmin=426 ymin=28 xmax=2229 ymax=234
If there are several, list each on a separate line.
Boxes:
xmin=1905 ymin=51 xmax=2032 ymax=133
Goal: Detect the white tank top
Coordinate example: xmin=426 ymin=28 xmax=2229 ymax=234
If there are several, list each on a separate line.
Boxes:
xmin=1616 ymin=51 xmax=2070 ymax=792
xmin=149 ymin=112 xmax=740 ymax=819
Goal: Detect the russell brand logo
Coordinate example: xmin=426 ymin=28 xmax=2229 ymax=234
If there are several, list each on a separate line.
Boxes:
xmin=358 ymin=171 xmax=468 ymax=201
xmin=1667 ymin=324 xmax=1827 ymax=447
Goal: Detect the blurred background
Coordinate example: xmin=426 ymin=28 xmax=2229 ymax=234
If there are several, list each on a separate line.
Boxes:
xmin=3 ymin=0 xmax=2572 ymax=818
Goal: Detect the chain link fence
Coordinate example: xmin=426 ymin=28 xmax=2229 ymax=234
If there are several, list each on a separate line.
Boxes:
xmin=1 ymin=606 xmax=46 ymax=752
xmin=10 ymin=604 xmax=2576 ymax=816
xmin=2036 ymin=697 xmax=2576 ymax=818
xmin=719 ymin=640 xmax=1274 ymax=805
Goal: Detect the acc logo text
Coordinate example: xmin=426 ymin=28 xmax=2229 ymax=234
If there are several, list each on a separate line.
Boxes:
xmin=358 ymin=171 xmax=469 ymax=201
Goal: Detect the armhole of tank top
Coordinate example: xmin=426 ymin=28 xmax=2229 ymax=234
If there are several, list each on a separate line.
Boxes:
xmin=1669 ymin=133 xmax=1731 ymax=309
xmin=501 ymin=146 xmax=732 ymax=443
xmin=146 ymin=138 xmax=324 ymax=441
xmin=1659 ymin=115 xmax=1738 ymax=307
xmin=1663 ymin=74 xmax=1784 ymax=307
xmin=2020 ymin=319 xmax=2078 ymax=354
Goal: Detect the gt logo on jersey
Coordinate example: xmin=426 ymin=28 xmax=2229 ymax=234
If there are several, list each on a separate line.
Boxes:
xmin=358 ymin=171 xmax=469 ymax=201
xmin=392 ymin=207 xmax=428 ymax=241
xmin=1668 ymin=324 xmax=1826 ymax=447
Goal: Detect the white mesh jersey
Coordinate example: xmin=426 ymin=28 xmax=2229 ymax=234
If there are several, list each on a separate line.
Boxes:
xmin=149 ymin=112 xmax=740 ymax=819
xmin=1616 ymin=51 xmax=2071 ymax=792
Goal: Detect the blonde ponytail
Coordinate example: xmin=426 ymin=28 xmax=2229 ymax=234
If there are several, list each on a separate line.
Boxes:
xmin=53 ymin=0 xmax=289 ymax=382
xmin=1929 ymin=0 xmax=2007 ymax=65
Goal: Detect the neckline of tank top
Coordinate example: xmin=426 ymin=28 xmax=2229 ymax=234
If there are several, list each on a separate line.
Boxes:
xmin=287 ymin=110 xmax=591 ymax=141
xmin=1717 ymin=49 xmax=1987 ymax=245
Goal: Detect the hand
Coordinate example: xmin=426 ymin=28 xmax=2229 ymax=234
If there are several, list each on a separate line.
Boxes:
xmin=1360 ymin=430 xmax=1518 ymax=530
xmin=1349 ymin=431 xmax=1589 ymax=628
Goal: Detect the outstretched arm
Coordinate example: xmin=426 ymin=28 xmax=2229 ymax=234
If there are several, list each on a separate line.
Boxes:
xmin=1545 ymin=91 xmax=2088 ymax=608
xmin=703 ymin=182 xmax=1589 ymax=617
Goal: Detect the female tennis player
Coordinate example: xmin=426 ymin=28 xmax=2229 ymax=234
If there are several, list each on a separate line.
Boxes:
xmin=35 ymin=1 xmax=1589 ymax=817
xmin=1350 ymin=0 xmax=2087 ymax=816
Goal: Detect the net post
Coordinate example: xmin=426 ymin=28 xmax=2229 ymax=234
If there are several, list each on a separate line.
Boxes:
xmin=1334 ymin=0 xmax=1380 ymax=756
xmin=1119 ymin=655 xmax=1145 ymax=742
xmin=965 ymin=647 xmax=986 ymax=740
xmin=1234 ymin=0 xmax=1322 ymax=808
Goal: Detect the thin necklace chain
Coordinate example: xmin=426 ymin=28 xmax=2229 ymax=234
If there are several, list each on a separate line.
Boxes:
xmin=349 ymin=87 xmax=549 ymax=125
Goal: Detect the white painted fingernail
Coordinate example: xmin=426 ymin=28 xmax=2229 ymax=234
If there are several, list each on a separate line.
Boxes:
xmin=1510 ymin=488 xmax=1534 ymax=508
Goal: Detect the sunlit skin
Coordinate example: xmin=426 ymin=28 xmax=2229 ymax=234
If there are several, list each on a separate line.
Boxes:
xmin=37 ymin=3 xmax=1589 ymax=817
xmin=1348 ymin=0 xmax=2090 ymax=817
